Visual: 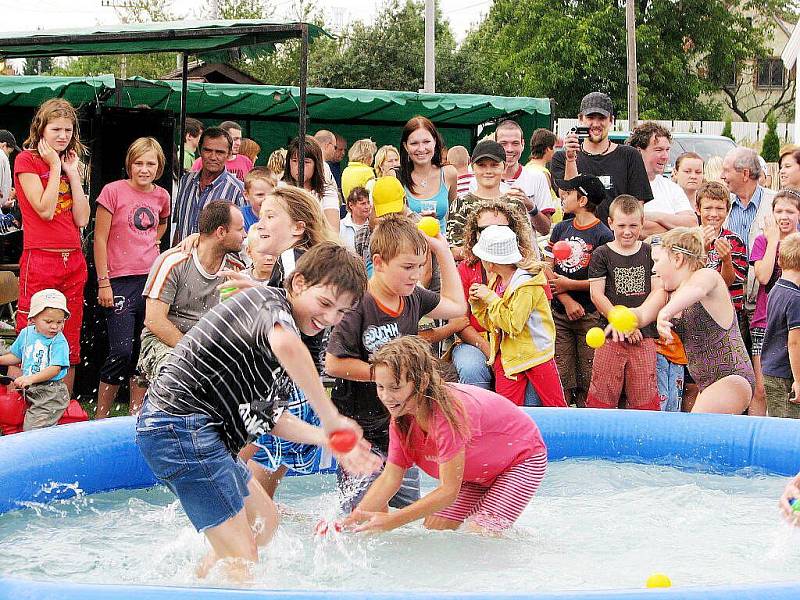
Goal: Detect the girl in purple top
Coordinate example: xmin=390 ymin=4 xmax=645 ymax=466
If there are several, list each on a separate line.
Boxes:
xmin=749 ymin=189 xmax=800 ymax=416
xmin=345 ymin=335 xmax=547 ymax=534
xmin=618 ymin=227 xmax=755 ymax=414
xmin=93 ymin=137 xmax=170 ymax=418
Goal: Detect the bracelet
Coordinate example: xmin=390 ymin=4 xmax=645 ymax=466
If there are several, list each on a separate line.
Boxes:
xmin=98 ymin=284 xmax=111 ymax=289
xmin=97 ymin=275 xmax=110 ymax=281
xmin=528 ymin=205 xmax=539 ymax=217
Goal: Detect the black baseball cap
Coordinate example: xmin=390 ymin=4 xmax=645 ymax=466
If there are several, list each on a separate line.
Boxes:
xmin=470 ymin=140 xmax=506 ymax=164
xmin=555 ymin=175 xmax=606 ymax=206
xmin=0 ymin=130 xmax=20 ymax=152
xmin=579 ymin=92 xmax=614 ymax=118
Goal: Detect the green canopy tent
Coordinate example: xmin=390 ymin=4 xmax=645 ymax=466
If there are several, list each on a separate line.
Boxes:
xmin=0 ymin=20 xmax=327 ymax=178
xmin=0 ymin=75 xmax=552 ymax=162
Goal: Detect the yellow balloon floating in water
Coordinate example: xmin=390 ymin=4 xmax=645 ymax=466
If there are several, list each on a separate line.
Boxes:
xmin=645 ymin=573 xmax=672 ymax=588
xmin=585 ymin=327 xmax=606 ymax=349
xmin=417 ymin=216 xmax=440 ymax=237
xmin=607 ymin=305 xmax=638 ymax=334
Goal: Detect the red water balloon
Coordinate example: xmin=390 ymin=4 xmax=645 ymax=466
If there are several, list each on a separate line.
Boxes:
xmin=552 ymin=240 xmax=572 ymax=262
xmin=329 ymin=429 xmax=357 ymax=453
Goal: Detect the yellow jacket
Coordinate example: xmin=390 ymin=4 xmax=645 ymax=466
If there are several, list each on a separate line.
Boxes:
xmin=341 ymin=161 xmax=376 ymax=199
xmin=470 ymin=268 xmax=556 ymax=376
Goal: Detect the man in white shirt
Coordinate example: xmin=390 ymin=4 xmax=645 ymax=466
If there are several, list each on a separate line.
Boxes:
xmin=0 ymin=130 xmax=20 ymax=207
xmin=628 ymin=122 xmax=697 ymax=237
xmin=469 ymin=120 xmax=554 ymax=234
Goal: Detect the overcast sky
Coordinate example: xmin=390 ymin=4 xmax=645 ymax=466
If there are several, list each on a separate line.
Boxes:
xmin=1 ymin=0 xmax=490 ymax=41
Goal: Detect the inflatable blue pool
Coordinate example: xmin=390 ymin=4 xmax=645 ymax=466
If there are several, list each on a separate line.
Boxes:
xmin=1 ymin=408 xmax=799 ymax=599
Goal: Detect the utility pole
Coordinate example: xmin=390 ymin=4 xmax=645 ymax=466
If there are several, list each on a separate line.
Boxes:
xmin=423 ymin=0 xmax=435 ymax=93
xmin=626 ymin=0 xmax=639 ymax=128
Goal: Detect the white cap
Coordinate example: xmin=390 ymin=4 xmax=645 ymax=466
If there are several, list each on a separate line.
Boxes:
xmin=29 ymin=288 xmax=70 ymax=319
xmin=472 ymin=225 xmax=522 ymax=265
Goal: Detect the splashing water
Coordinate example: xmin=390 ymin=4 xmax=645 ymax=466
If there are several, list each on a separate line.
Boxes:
xmin=0 ymin=461 xmax=798 ymax=592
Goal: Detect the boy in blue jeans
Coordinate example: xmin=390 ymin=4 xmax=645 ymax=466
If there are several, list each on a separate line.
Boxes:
xmin=0 ymin=288 xmax=70 ymax=430
xmin=547 ymin=175 xmax=613 ymax=407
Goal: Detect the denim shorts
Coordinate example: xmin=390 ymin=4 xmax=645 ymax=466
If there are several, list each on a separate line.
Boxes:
xmin=135 ymin=399 xmax=252 ymax=532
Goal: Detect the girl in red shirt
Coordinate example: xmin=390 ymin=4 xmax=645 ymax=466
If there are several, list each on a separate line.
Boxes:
xmin=14 ymin=99 xmax=90 ymax=394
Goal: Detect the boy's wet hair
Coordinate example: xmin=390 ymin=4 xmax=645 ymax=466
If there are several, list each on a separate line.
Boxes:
xmin=779 ymin=232 xmax=800 ymax=271
xmin=696 ymin=181 xmax=730 ymax=211
xmin=370 ymin=214 xmax=428 ymax=263
xmin=286 ymin=241 xmax=367 ymax=302
xmin=244 ymin=167 xmax=277 ymax=191
xmin=609 ymin=194 xmax=644 ymax=221
xmin=198 ymin=200 xmax=234 ymax=234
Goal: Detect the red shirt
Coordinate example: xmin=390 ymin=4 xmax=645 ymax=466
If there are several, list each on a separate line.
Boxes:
xmin=14 ymin=150 xmax=81 ymax=250
xmin=459 ymin=260 xmax=487 ymax=333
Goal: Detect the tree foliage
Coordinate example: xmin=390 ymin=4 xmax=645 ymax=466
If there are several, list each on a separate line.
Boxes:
xmin=721 ymin=117 xmax=734 ymax=142
xmin=761 ymin=114 xmax=780 ymax=162
xmin=461 ymin=0 xmax=790 ymax=119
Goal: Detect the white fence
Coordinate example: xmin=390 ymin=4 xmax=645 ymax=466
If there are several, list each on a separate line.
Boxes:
xmin=556 ymin=118 xmax=796 ymax=145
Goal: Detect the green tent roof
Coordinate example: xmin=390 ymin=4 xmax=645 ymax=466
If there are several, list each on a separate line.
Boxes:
xmin=0 ymin=20 xmax=327 ymax=59
xmin=0 ymin=76 xmax=550 ymax=126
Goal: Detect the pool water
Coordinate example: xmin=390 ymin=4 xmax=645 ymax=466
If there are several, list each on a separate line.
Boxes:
xmin=0 ymin=459 xmax=798 ymax=592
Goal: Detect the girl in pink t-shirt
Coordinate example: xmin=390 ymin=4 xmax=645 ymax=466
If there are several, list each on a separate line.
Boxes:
xmin=346 ymin=335 xmax=547 ymax=534
xmin=93 ymin=137 xmax=171 ymax=418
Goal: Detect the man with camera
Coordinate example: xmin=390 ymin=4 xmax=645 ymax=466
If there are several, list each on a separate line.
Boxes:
xmin=551 ymin=92 xmax=652 ymax=225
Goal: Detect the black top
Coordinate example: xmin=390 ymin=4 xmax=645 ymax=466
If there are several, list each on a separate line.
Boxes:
xmin=551 ymin=145 xmax=653 ymax=225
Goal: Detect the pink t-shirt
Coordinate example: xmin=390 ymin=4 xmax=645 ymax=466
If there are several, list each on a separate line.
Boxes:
xmin=749 ymin=234 xmax=781 ymax=329
xmin=96 ymin=179 xmax=171 ymax=278
xmin=191 ymin=154 xmax=254 ymax=181
xmin=387 ymin=383 xmax=546 ymax=485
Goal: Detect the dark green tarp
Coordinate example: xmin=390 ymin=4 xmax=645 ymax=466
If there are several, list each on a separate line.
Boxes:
xmin=0 ymin=20 xmax=327 ymax=59
xmin=0 ymin=75 xmax=551 ymax=161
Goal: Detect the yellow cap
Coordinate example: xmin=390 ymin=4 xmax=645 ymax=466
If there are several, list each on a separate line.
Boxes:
xmin=372 ymin=176 xmax=406 ymax=217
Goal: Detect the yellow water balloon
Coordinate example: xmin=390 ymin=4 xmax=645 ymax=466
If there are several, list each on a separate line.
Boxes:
xmin=607 ymin=305 xmax=638 ymax=334
xmin=585 ymin=327 xmax=606 ymax=349
xmin=645 ymin=573 xmax=671 ymax=588
xmin=417 ymin=216 xmax=440 ymax=237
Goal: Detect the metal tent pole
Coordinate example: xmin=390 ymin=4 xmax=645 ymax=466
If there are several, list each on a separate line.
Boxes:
xmin=298 ymin=24 xmax=309 ymax=183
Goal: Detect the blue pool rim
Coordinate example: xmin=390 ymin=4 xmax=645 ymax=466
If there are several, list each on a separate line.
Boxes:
xmin=1 ymin=408 xmax=799 ymax=599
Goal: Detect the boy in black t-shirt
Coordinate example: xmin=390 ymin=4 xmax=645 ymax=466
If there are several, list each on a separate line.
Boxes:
xmin=136 ymin=243 xmax=381 ymax=581
xmin=546 ymin=175 xmax=613 ymax=407
xmin=326 ymin=214 xmax=466 ymax=509
xmin=586 ymin=195 xmax=661 ymax=410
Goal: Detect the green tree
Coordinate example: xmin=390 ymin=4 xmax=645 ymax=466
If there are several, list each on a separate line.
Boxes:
xmin=462 ymin=0 xmax=788 ymax=119
xmin=721 ymin=117 xmax=735 ymax=142
xmin=22 ymin=57 xmax=54 ymax=75
xmin=51 ymin=0 xmax=178 ymax=79
xmin=761 ymin=114 xmax=780 ymax=162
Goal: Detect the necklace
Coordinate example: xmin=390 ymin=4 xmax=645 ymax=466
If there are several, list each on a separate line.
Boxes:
xmin=584 ymin=138 xmax=612 ymax=156
xmin=416 ymin=168 xmax=434 ymax=188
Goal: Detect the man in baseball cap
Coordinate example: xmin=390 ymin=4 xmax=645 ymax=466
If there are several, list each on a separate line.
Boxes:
xmin=550 ymin=91 xmax=653 ymax=226
xmin=0 ymin=130 xmax=21 ymax=156
xmin=0 ymin=130 xmax=19 ymax=208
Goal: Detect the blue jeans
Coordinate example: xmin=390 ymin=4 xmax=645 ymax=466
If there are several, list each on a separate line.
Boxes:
xmin=656 ymin=354 xmax=684 ymax=412
xmin=135 ymin=398 xmax=252 ymax=532
xmin=451 ymin=342 xmax=492 ymax=389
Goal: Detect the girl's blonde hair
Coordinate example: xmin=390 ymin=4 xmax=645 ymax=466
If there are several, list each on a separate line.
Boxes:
xmin=25 ymin=98 xmax=86 ymax=157
xmin=373 ymin=145 xmax=400 ymax=177
xmin=262 ymin=185 xmax=339 ymax=250
xmin=704 ymin=155 xmax=724 ymax=183
xmin=125 ymin=137 xmax=165 ymax=180
xmin=348 ymin=138 xmax=378 ymax=165
xmin=660 ymin=226 xmax=706 ymax=271
xmin=463 ymin=200 xmax=541 ymax=271
xmin=266 ymin=148 xmax=287 ymax=176
xmin=370 ymin=336 xmax=470 ymax=441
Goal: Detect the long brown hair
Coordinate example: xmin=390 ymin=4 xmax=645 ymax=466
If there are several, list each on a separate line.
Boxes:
xmin=264 ymin=185 xmax=339 ymax=251
xmin=25 ymin=98 xmax=86 ymax=157
xmin=398 ymin=116 xmax=445 ymax=195
xmin=283 ymin=136 xmax=326 ymax=197
xmin=370 ymin=336 xmax=470 ymax=441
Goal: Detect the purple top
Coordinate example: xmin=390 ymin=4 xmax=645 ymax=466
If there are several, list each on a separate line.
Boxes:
xmin=749 ymin=235 xmax=781 ymax=329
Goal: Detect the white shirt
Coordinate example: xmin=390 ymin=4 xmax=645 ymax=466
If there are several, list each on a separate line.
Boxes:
xmin=644 ymin=175 xmax=693 ymax=216
xmin=468 ymin=164 xmax=554 ymax=212
xmin=339 ymin=212 xmax=367 ymax=252
xmin=0 ymin=151 xmax=10 ymax=204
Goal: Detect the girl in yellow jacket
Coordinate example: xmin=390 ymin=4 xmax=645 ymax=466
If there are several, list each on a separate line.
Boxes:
xmin=469 ymin=225 xmax=567 ymax=407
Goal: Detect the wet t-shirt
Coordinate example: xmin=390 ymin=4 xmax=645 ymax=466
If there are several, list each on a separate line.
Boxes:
xmin=146 ymin=286 xmax=299 ymax=454
xmin=588 ymin=242 xmax=657 ymax=338
xmin=326 ymin=287 xmax=440 ymax=451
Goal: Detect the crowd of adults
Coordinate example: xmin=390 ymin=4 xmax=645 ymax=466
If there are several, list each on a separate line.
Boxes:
xmin=1 ymin=89 xmax=799 ymax=431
